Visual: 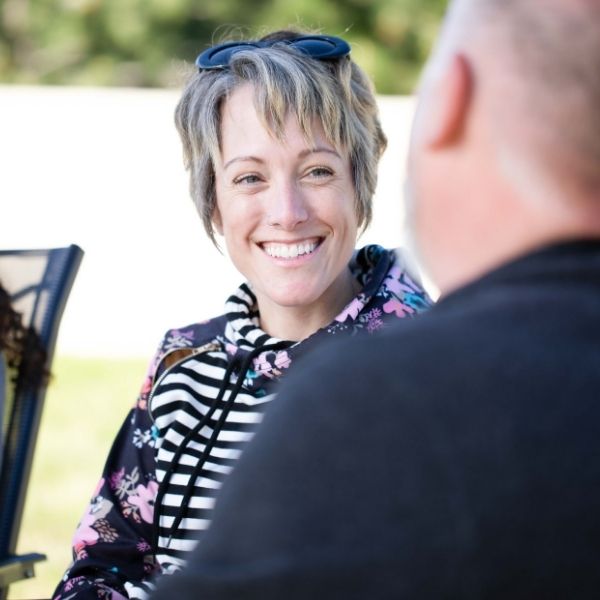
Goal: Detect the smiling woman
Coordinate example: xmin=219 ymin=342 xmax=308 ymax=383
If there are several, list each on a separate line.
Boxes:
xmin=52 ymin=29 xmax=432 ymax=600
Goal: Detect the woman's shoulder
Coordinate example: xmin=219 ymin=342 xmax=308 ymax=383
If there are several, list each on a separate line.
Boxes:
xmin=141 ymin=314 xmax=229 ymax=395
xmin=158 ymin=314 xmax=229 ymax=355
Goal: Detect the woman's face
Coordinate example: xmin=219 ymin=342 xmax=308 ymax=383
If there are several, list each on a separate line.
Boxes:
xmin=213 ymin=83 xmax=358 ymax=327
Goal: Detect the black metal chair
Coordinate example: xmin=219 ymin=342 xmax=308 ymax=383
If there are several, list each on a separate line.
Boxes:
xmin=0 ymin=245 xmax=84 ymax=600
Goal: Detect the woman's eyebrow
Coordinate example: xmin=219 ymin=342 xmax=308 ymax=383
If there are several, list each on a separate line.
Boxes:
xmin=299 ymin=147 xmax=341 ymax=159
xmin=223 ymin=155 xmax=265 ymax=170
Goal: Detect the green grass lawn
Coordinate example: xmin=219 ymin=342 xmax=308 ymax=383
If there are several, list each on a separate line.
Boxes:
xmin=8 ymin=355 xmax=149 ymax=600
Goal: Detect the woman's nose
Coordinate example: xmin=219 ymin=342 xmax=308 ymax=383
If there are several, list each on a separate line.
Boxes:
xmin=266 ymin=181 xmax=309 ymax=230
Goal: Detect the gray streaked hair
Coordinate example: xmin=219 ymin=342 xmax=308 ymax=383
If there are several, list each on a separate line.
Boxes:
xmin=175 ymin=30 xmax=387 ymax=244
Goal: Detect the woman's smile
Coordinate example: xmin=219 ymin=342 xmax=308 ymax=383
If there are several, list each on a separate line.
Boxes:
xmin=260 ymin=238 xmax=322 ymax=260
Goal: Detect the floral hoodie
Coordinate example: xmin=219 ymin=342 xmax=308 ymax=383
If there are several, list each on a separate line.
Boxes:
xmin=53 ymin=245 xmax=432 ymax=600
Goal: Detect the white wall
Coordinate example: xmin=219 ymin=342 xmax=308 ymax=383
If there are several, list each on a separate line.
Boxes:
xmin=0 ymin=85 xmax=417 ymax=357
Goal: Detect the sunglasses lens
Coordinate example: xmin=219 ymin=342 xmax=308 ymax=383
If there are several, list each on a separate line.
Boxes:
xmin=196 ymin=42 xmax=258 ymax=69
xmin=292 ymin=36 xmax=350 ymax=59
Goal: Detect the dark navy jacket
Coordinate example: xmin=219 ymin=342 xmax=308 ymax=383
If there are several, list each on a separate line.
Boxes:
xmin=152 ymin=239 xmax=600 ymax=600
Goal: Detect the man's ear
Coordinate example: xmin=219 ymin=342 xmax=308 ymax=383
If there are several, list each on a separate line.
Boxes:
xmin=426 ymin=53 xmax=472 ymax=148
xmin=212 ymin=205 xmax=224 ymax=236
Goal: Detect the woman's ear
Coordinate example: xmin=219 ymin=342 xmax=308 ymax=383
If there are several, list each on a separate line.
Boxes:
xmin=212 ymin=205 xmax=224 ymax=236
xmin=426 ymin=53 xmax=472 ymax=149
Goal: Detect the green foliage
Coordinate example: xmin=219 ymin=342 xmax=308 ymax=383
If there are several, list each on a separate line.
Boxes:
xmin=0 ymin=0 xmax=447 ymax=93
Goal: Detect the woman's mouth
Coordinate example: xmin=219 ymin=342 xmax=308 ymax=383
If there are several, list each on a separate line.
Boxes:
xmin=261 ymin=238 xmax=321 ymax=259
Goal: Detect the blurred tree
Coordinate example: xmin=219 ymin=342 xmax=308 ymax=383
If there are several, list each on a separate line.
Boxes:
xmin=0 ymin=0 xmax=447 ymax=93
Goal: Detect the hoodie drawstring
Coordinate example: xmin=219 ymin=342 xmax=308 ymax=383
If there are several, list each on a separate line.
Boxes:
xmin=153 ymin=340 xmax=291 ymax=550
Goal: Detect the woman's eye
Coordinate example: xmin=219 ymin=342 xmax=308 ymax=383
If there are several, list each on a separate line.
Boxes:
xmin=234 ymin=174 xmax=261 ymax=185
xmin=307 ymin=166 xmax=333 ymax=178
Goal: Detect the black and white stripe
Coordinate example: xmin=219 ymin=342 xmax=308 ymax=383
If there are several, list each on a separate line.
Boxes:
xmin=149 ymin=284 xmax=283 ymax=576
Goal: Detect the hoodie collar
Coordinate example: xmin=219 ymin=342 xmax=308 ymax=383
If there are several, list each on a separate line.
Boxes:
xmin=223 ymin=245 xmax=396 ymax=352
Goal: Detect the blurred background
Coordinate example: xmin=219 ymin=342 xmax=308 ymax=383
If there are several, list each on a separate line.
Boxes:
xmin=1 ymin=1 xmax=446 ymax=598
xmin=1 ymin=0 xmax=445 ymax=92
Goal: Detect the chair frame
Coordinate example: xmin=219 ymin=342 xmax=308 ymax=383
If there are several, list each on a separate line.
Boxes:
xmin=0 ymin=245 xmax=83 ymax=599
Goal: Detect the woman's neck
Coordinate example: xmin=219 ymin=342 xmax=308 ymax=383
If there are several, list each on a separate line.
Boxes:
xmin=256 ymin=270 xmax=360 ymax=342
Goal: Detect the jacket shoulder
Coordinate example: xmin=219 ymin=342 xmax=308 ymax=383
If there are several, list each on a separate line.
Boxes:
xmin=153 ymin=314 xmax=228 ymax=377
xmin=160 ymin=314 xmax=228 ymax=350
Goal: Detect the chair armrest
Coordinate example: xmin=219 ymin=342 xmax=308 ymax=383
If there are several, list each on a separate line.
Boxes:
xmin=0 ymin=552 xmax=47 ymax=588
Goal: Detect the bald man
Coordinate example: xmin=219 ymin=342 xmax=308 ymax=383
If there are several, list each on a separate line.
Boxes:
xmin=151 ymin=1 xmax=600 ymax=598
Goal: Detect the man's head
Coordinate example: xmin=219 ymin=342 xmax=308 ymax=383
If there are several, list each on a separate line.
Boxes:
xmin=407 ymin=0 xmax=600 ymax=294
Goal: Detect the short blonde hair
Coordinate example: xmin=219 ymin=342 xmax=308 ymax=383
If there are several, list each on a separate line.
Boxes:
xmin=175 ymin=30 xmax=387 ymax=244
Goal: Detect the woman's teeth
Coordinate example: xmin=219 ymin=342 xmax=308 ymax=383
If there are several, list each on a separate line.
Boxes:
xmin=263 ymin=240 xmax=319 ymax=259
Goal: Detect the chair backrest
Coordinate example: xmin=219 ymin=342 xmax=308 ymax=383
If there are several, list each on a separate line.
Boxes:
xmin=0 ymin=245 xmax=83 ymax=562
xmin=0 ymin=354 xmax=6 ymax=474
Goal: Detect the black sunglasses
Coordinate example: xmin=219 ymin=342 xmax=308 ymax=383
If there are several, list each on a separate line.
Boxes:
xmin=195 ymin=35 xmax=351 ymax=70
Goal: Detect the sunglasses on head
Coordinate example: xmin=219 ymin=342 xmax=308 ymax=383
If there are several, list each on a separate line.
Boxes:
xmin=195 ymin=34 xmax=351 ymax=70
